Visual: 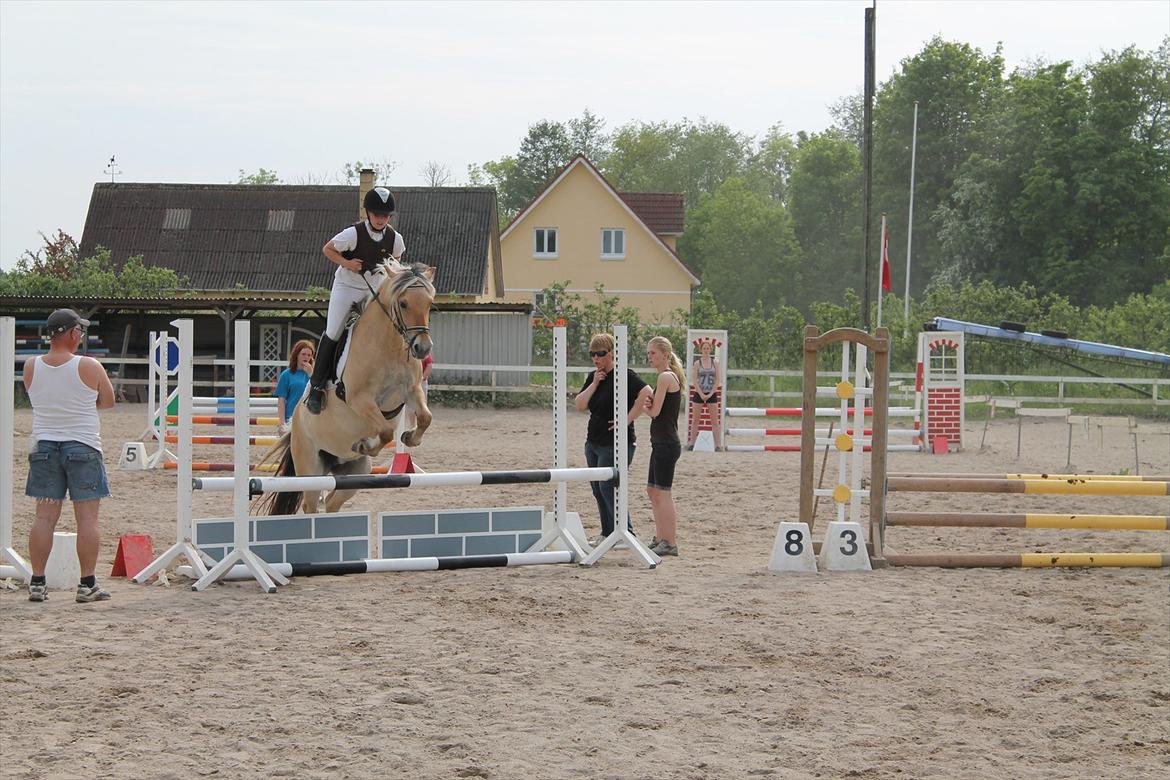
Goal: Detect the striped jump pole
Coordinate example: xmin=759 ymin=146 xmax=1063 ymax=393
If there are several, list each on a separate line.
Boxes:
xmin=884 ymin=553 xmax=1169 ymax=568
xmin=193 ymin=551 xmax=573 ymax=581
xmin=166 ymin=415 xmax=283 ymax=426
xmin=192 ymin=467 xmax=621 ymax=496
xmin=728 ymin=442 xmax=921 ymax=453
xmin=887 ymin=477 xmax=1170 ymax=496
xmin=886 ymin=512 xmax=1170 ymax=531
xmin=889 ymin=472 xmax=1170 ymax=482
xmin=728 ymin=427 xmax=920 ymax=438
xmin=728 ymin=407 xmax=919 ymax=418
xmin=165 ymin=434 xmax=281 ymax=446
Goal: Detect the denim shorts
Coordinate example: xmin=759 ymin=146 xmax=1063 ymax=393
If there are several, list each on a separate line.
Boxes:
xmin=26 ymin=440 xmax=111 ymax=502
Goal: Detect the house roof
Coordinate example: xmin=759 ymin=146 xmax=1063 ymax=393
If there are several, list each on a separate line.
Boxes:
xmin=0 ymin=294 xmax=530 ymax=316
xmin=500 ymin=154 xmax=698 ymax=285
xmin=618 ymin=192 xmax=685 ymax=235
xmin=78 ymin=183 xmax=500 ymax=297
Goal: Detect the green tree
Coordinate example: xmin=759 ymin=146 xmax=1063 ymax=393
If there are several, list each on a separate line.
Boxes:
xmin=681 ymin=177 xmax=802 ymax=314
xmin=872 ymin=37 xmax=1006 ymax=298
xmin=743 ymin=123 xmax=797 ymax=206
xmin=340 ymin=157 xmax=399 ymax=185
xmin=604 ymin=118 xmax=753 ymax=211
xmin=0 ymin=231 xmax=187 ymax=297
xmin=788 ymin=131 xmax=862 ymax=308
xmin=236 ymin=168 xmax=281 ymax=184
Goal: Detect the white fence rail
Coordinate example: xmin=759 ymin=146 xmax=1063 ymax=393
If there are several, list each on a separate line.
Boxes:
xmin=10 ymin=354 xmax=1169 ymax=409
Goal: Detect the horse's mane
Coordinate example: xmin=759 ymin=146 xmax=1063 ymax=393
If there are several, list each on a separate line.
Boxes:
xmin=377 ymin=262 xmax=436 ymax=302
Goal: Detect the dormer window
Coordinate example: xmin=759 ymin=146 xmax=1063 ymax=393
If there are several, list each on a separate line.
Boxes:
xmin=601 ymin=228 xmax=625 ymax=259
xmin=534 ymin=227 xmax=558 ymax=258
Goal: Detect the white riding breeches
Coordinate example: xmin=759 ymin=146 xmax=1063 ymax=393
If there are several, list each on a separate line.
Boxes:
xmin=325 ymin=275 xmax=381 ymax=340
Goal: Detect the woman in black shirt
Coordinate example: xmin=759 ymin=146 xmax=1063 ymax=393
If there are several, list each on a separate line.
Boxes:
xmin=643 ymin=336 xmax=684 ymax=556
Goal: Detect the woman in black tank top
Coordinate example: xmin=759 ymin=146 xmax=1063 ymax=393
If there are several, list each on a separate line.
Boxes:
xmin=643 ymin=336 xmax=684 ymax=557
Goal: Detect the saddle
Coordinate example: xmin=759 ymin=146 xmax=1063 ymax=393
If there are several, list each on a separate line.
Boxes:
xmin=331 ymin=305 xmax=405 ymax=421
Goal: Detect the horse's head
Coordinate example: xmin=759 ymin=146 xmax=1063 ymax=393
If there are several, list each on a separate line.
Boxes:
xmin=378 ymin=262 xmax=436 ymax=359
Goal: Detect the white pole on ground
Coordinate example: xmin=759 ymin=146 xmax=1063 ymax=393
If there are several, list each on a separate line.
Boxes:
xmin=531 ymin=326 xmax=588 ymax=559
xmin=193 ymin=319 xmax=288 ymax=593
xmin=1 ymin=317 xmax=32 ymax=581
xmin=581 ymin=324 xmax=658 ymax=568
xmin=132 ymin=319 xmax=213 ymax=583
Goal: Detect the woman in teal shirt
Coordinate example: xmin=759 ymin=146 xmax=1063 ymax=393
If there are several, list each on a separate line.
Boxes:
xmin=273 ymin=340 xmax=314 ymax=433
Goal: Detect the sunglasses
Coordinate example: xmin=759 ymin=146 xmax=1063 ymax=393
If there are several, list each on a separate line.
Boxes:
xmin=589 ymin=350 xmax=610 ymax=358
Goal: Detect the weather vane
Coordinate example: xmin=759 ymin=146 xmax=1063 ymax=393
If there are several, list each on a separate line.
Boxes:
xmin=103 ymin=155 xmax=121 ymax=183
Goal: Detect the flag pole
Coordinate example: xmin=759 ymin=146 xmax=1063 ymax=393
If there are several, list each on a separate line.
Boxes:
xmin=877 ymin=212 xmax=888 ymax=329
xmin=903 ymin=101 xmax=919 ymax=337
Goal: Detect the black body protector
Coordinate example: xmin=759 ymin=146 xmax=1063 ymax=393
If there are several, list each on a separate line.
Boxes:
xmin=342 ymin=222 xmax=399 ymax=274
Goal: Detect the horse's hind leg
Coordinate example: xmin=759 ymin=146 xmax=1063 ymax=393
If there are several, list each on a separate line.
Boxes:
xmin=324 ymin=456 xmax=371 ymax=513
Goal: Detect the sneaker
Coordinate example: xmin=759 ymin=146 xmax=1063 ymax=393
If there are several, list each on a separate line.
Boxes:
xmin=28 ymin=582 xmax=48 ymax=602
xmin=588 ymin=534 xmax=607 ymax=548
xmin=75 ymin=584 xmax=111 ymax=603
xmin=651 ymin=540 xmax=678 ymax=557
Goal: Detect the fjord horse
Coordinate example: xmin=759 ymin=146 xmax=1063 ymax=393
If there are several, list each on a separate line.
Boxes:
xmin=262 ymin=262 xmax=436 ymax=514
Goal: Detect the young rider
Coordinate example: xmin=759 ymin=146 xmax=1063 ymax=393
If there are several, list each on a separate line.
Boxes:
xmin=305 ymin=186 xmax=406 ymax=414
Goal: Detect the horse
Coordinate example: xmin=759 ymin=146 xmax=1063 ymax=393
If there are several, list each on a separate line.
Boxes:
xmin=260 ymin=262 xmax=436 ymax=515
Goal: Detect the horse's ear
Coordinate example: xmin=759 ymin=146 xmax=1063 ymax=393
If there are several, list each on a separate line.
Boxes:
xmin=423 ymin=265 xmax=436 ymax=282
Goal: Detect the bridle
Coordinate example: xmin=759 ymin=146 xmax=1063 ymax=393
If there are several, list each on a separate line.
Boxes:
xmin=363 ymin=265 xmax=434 ymax=351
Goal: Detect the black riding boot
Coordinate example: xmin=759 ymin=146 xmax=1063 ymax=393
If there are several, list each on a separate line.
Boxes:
xmin=304 ymin=335 xmax=338 ymax=415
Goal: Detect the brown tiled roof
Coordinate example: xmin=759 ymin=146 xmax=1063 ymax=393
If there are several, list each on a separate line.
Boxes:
xmin=618 ymin=192 xmax=685 ymax=234
xmin=78 ymin=183 xmax=499 ymax=296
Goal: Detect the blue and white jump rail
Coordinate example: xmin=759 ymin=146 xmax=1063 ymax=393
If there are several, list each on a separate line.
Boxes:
xmin=132 ymin=318 xmax=655 ymax=594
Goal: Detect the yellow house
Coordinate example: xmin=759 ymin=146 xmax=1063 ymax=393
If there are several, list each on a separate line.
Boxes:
xmin=500 ymin=154 xmax=699 ymax=322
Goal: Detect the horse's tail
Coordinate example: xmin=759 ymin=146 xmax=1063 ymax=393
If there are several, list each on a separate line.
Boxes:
xmin=252 ymin=432 xmax=301 ymax=516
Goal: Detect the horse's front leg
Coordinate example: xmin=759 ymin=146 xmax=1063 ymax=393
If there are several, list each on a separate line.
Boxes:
xmin=348 ymin=396 xmax=398 ymax=457
xmin=402 ymin=381 xmax=432 ymax=448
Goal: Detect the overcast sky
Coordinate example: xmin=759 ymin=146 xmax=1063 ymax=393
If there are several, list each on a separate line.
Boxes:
xmin=1 ymin=0 xmax=1166 ymax=269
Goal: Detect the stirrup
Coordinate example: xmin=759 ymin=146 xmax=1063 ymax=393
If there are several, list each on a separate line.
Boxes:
xmin=305 ymin=385 xmax=327 ymax=415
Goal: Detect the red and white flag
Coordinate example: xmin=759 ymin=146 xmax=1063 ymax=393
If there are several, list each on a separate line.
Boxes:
xmin=881 ymin=215 xmax=892 ymax=292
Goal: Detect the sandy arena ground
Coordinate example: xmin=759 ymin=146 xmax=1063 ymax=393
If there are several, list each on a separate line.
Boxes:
xmin=2 ymin=403 xmax=1168 ymax=779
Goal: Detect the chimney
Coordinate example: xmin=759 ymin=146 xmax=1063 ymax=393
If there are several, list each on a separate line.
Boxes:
xmin=358 ymin=167 xmax=376 ymax=220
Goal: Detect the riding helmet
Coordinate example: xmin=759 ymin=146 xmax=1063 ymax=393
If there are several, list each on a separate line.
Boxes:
xmin=364 ymin=186 xmax=395 ymax=216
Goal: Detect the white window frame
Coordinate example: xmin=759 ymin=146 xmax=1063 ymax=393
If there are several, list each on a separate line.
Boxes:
xmin=601 ymin=228 xmax=626 ymax=260
xmin=533 ymin=227 xmax=558 ymax=259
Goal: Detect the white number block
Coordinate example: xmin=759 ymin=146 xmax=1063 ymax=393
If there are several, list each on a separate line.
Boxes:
xmin=819 ymin=520 xmax=872 ymax=571
xmin=693 ymin=430 xmax=716 ymax=452
xmin=768 ymin=522 xmax=818 ymax=573
xmin=118 ymin=442 xmax=147 ymax=470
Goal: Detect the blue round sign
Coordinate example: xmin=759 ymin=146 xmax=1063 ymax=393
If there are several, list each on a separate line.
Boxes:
xmin=154 ymin=338 xmax=180 ymax=374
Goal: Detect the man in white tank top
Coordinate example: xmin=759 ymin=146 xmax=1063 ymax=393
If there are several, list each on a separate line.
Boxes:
xmin=23 ymin=309 xmax=116 ymax=603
